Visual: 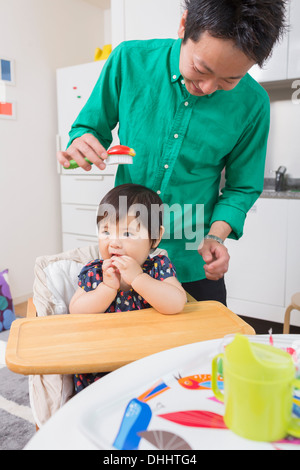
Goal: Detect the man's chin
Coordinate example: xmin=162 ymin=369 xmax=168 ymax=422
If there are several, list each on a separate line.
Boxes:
xmin=185 ymin=81 xmax=206 ymax=96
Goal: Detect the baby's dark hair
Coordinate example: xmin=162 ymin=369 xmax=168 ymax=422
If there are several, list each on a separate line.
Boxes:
xmin=96 ymin=184 xmax=164 ymax=247
xmin=182 ymin=0 xmax=288 ymax=67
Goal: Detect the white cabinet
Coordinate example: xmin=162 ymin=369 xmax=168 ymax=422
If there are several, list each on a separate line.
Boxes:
xmin=285 ymin=200 xmax=300 ymax=303
xmin=60 ymin=174 xmax=115 ymax=205
xmin=123 ymin=0 xmax=182 ymax=41
xmin=249 ymin=0 xmax=300 ymax=82
xmin=225 ymin=198 xmax=300 ymax=327
xmin=249 ymin=32 xmax=289 ymax=83
xmin=225 ymin=199 xmax=287 ymax=307
xmin=56 ymin=61 xmax=117 ymax=252
xmin=113 ymin=0 xmax=299 ymax=83
xmin=62 ymin=234 xmax=100 ymax=252
xmin=61 ymin=204 xmax=98 ymax=237
xmin=288 ymin=0 xmax=300 ymax=79
xmin=111 ymin=0 xmax=182 ymax=46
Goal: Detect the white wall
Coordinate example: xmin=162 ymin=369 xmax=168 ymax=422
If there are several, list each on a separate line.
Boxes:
xmin=265 ymin=86 xmax=300 ymax=178
xmin=0 ymin=0 xmax=107 ymax=303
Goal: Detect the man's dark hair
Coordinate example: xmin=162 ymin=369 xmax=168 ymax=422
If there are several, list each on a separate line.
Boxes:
xmin=182 ymin=0 xmax=288 ymax=66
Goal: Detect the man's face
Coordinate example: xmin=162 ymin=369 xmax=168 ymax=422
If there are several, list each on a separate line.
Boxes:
xmin=178 ymin=13 xmax=255 ymax=96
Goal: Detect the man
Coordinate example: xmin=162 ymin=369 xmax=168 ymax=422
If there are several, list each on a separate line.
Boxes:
xmin=57 ymin=0 xmax=287 ymax=305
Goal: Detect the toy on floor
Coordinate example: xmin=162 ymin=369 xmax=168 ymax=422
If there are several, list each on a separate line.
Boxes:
xmin=64 ymin=145 xmax=136 ymax=169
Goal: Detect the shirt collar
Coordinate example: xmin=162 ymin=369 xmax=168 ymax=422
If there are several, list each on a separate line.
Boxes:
xmin=170 ymin=38 xmax=182 ymax=83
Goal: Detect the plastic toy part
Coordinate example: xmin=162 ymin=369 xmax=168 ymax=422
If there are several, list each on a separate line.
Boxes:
xmin=64 ymin=145 xmax=136 ymax=169
xmin=106 ymin=145 xmax=135 ymax=165
xmin=94 ymin=44 xmax=112 ymax=61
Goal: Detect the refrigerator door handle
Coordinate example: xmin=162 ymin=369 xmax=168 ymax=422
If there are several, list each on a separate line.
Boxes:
xmin=56 ymin=134 xmax=62 ymax=174
xmin=56 ymin=134 xmax=61 ymax=152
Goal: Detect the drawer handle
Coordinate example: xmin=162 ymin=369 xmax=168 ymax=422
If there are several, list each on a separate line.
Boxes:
xmin=75 ymin=207 xmax=97 ymax=212
xmin=75 ymin=176 xmax=104 ymax=181
xmin=76 ymin=237 xmax=98 ymax=242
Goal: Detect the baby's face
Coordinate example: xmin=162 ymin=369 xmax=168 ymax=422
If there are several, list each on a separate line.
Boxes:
xmin=98 ymin=215 xmax=152 ymax=266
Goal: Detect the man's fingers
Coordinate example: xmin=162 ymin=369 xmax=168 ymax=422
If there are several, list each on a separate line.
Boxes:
xmin=57 ymin=146 xmax=93 ymax=171
xmin=204 ymin=271 xmax=223 ymax=281
xmin=203 ymin=259 xmax=229 ymax=280
xmin=204 ymin=256 xmax=227 ymax=270
xmin=69 ymin=146 xmax=94 ymax=170
xmin=57 ymin=151 xmax=71 ymax=168
xmin=75 ymin=138 xmax=107 ymax=169
xmin=57 ymin=133 xmax=108 ymax=170
xmin=84 ymin=134 xmax=108 ymax=160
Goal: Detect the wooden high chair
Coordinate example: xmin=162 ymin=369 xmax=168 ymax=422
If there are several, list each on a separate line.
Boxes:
xmin=3 ymin=245 xmax=251 ymax=429
xmin=6 ymin=295 xmax=255 ymax=375
xmin=6 ymin=243 xmax=254 ymax=375
xmin=283 ymin=292 xmax=300 ymax=334
xmin=6 ymin=293 xmax=255 ymax=431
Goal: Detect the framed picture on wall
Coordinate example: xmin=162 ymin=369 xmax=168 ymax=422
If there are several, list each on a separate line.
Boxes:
xmin=0 ymin=100 xmax=16 ymax=120
xmin=0 ymin=57 xmax=15 ymax=86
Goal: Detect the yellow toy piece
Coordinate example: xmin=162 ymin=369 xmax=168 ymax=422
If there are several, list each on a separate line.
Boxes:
xmin=94 ymin=44 xmax=112 ymax=61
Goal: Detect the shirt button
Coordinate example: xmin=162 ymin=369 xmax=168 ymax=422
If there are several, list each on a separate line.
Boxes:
xmin=184 ymin=101 xmax=189 ymax=106
xmin=174 ymin=134 xmax=179 ymax=139
xmin=157 ymin=190 xmax=161 ymax=195
xmin=172 ymin=74 xmax=177 ymax=80
xmin=181 ymin=79 xmax=185 ymax=85
xmin=164 ymin=164 xmax=169 ymax=169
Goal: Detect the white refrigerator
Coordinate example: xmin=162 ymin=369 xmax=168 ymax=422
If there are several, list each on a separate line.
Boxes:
xmin=56 ymin=60 xmax=117 ymax=251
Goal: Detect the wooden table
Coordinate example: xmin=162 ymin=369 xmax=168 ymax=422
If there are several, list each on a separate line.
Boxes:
xmin=6 ymin=301 xmax=255 ymax=375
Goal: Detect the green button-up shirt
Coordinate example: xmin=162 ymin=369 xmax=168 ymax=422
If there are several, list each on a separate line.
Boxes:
xmin=68 ymin=38 xmax=270 ymax=283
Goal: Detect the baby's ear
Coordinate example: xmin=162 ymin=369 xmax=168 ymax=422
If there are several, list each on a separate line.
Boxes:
xmin=151 ymin=225 xmax=165 ymax=248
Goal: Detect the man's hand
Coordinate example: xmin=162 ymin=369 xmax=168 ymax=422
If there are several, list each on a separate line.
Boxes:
xmin=198 ymin=221 xmax=232 ymax=280
xmin=198 ymin=239 xmax=230 ymax=280
xmin=57 ymin=133 xmax=108 ymax=171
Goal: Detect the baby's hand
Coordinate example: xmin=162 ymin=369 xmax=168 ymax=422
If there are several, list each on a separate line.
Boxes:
xmin=102 ymin=259 xmax=120 ymax=291
xmin=111 ymin=256 xmax=143 ymax=286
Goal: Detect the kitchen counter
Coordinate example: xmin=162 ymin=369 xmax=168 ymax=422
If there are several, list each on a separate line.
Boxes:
xmin=261 ymin=177 xmax=300 ymax=199
xmin=261 ymin=189 xmax=300 ymax=199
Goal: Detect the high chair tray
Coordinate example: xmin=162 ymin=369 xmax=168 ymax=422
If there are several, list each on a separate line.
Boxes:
xmin=5 ymin=301 xmax=255 ymax=375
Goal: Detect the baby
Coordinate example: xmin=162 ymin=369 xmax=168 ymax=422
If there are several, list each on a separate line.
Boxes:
xmin=69 ymin=183 xmax=186 ymax=391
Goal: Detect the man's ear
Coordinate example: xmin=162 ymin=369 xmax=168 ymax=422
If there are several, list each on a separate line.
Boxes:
xmin=152 ymin=225 xmax=165 ymax=249
xmin=178 ymin=10 xmax=188 ymax=39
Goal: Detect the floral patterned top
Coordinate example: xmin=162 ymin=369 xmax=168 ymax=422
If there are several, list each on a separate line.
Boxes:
xmin=77 ymin=255 xmax=177 ymax=312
